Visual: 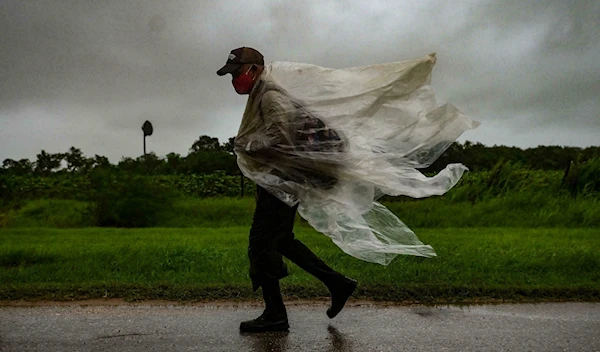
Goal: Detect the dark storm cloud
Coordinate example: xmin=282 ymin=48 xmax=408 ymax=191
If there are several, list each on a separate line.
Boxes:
xmin=447 ymin=0 xmax=600 ymax=126
xmin=1 ymin=0 xmax=599 ymax=162
xmin=1 ymin=1 xmax=225 ymax=112
xmin=0 ymin=0 xmax=237 ymax=159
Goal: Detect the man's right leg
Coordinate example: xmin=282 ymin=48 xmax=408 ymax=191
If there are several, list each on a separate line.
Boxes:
xmin=277 ymin=236 xmax=340 ymax=288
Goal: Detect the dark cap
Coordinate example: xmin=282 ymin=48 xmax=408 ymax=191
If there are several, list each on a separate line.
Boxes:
xmin=216 ymin=47 xmax=264 ymax=76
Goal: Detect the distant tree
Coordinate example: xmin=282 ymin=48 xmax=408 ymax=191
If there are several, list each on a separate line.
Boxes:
xmin=118 ymin=157 xmax=138 ymax=174
xmin=582 ymin=146 xmax=600 ymax=162
xmin=185 ymin=150 xmax=237 ymax=175
xmin=34 ymin=150 xmax=63 ymax=176
xmin=222 ymin=137 xmax=236 ymax=155
xmin=2 ymin=158 xmax=34 ymax=176
xmin=64 ymin=147 xmax=87 ymax=172
xmin=165 ymin=152 xmax=183 ymax=174
xmin=190 ymin=135 xmax=221 ymax=153
xmin=90 ymin=155 xmax=112 ymax=170
xmin=523 ymin=146 xmax=572 ymax=170
xmin=137 ymin=152 xmax=164 ymax=175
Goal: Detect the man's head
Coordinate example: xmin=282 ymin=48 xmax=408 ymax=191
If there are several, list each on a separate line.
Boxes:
xmin=217 ymin=47 xmax=264 ymax=95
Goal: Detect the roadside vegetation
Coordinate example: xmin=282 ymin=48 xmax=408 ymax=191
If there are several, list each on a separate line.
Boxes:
xmin=0 ymin=138 xmax=598 ymax=303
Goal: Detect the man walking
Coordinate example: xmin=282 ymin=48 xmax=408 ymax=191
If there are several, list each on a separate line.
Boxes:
xmin=217 ymin=47 xmax=358 ymax=333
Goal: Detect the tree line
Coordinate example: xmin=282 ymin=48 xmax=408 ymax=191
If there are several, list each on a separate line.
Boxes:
xmin=1 ymin=136 xmax=237 ymax=177
xmin=1 ymin=136 xmax=598 ymax=177
xmin=423 ymin=141 xmax=599 ymax=173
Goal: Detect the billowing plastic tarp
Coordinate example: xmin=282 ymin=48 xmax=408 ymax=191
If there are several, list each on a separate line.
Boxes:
xmin=234 ymin=54 xmax=480 ymax=265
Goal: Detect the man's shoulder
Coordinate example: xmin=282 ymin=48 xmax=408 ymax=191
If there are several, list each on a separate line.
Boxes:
xmin=260 ymin=83 xmax=290 ymax=105
xmin=261 ymin=80 xmax=286 ymax=95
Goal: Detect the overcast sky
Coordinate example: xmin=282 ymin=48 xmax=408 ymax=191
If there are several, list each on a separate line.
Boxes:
xmin=1 ymin=0 xmax=599 ymax=162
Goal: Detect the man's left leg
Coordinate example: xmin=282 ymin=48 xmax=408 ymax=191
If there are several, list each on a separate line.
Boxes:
xmin=240 ymin=186 xmax=296 ymax=332
xmin=239 ymin=278 xmax=289 ymax=332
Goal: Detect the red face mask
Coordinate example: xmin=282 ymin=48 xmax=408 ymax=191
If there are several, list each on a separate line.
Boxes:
xmin=232 ymin=66 xmax=255 ymax=95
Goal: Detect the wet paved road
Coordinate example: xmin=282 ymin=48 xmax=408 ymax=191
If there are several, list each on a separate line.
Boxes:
xmin=1 ymin=302 xmax=599 ymax=351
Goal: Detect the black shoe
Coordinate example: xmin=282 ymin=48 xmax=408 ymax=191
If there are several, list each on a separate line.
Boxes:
xmin=327 ymin=277 xmax=357 ymax=319
xmin=240 ymin=313 xmax=290 ymax=333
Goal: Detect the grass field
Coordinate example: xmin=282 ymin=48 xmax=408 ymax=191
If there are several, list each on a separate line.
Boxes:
xmin=2 ymin=194 xmax=599 ymax=229
xmin=1 ymin=227 xmax=598 ymax=303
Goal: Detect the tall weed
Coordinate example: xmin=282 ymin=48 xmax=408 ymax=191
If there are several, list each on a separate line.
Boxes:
xmin=563 ymin=157 xmax=600 ymax=195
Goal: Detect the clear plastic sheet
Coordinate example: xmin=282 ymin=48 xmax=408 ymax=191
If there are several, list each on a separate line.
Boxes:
xmin=234 ymin=54 xmax=480 ymax=265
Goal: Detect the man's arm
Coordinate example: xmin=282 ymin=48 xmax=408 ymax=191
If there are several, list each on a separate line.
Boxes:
xmin=262 ymin=90 xmax=297 ymax=149
xmin=242 ymin=90 xmax=296 ymax=153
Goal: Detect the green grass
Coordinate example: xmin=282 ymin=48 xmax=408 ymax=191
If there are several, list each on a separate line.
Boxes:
xmin=2 ymin=193 xmax=599 ymax=229
xmin=387 ymin=192 xmax=600 ymax=228
xmin=1 ymin=227 xmax=598 ymax=302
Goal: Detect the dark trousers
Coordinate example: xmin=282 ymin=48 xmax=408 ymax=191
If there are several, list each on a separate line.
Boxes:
xmin=248 ymin=186 xmax=341 ymax=292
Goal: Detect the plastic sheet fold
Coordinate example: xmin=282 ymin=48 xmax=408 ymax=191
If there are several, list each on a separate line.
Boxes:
xmin=234 ymin=54 xmax=479 ymax=265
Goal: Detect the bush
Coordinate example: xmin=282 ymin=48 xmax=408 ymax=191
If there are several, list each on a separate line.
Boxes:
xmin=0 ymin=199 xmax=92 ymax=228
xmin=563 ymin=157 xmax=600 ymax=196
xmin=155 ymin=172 xmax=255 ymax=198
xmin=0 ymin=174 xmax=92 ymax=201
xmin=86 ymin=170 xmax=175 ymax=228
xmin=443 ymin=161 xmax=564 ymax=203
